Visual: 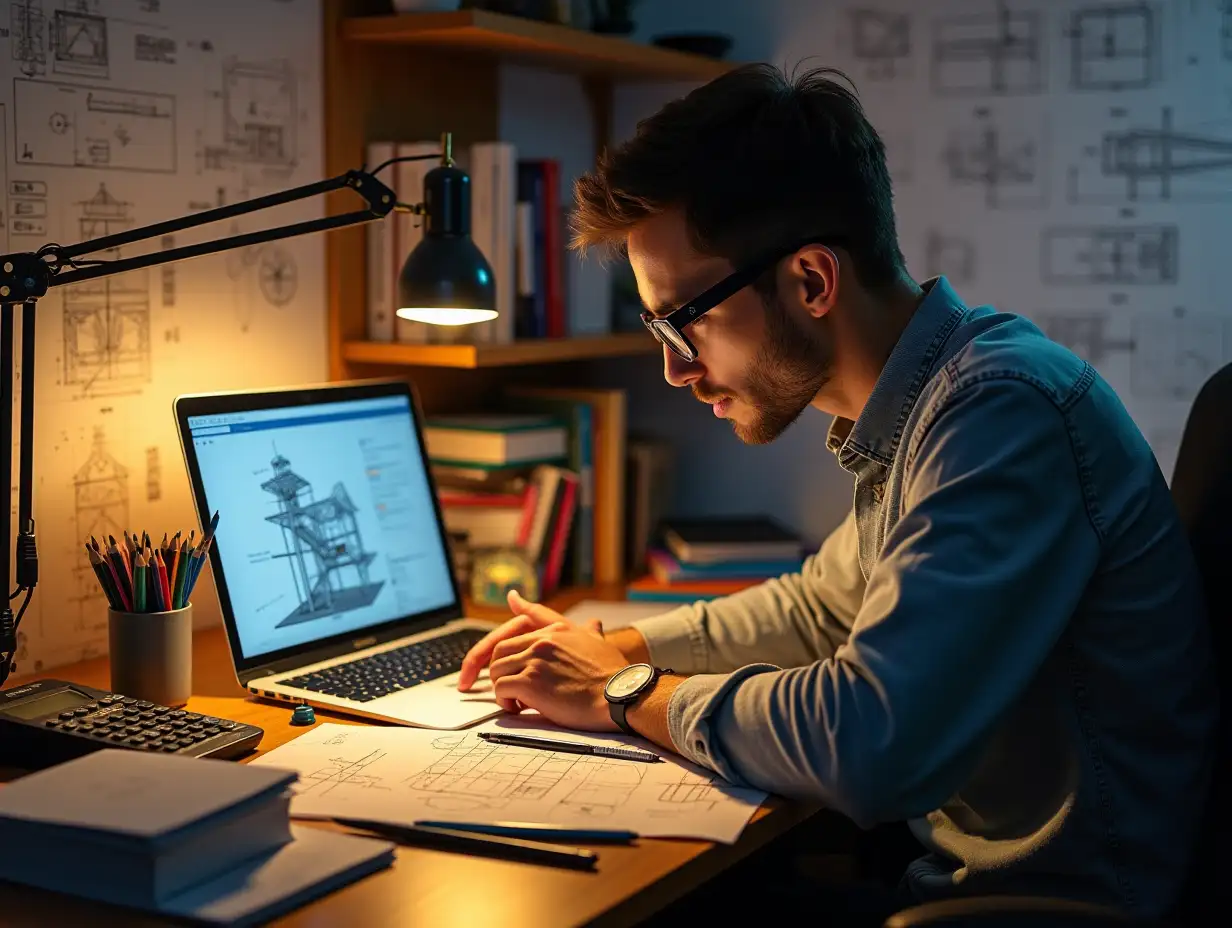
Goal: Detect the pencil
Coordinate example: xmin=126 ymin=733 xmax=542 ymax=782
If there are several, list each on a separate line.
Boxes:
xmin=173 ymin=540 xmax=189 ymax=609
xmin=86 ymin=545 xmax=119 ymax=610
xmin=110 ymin=534 xmax=130 ymax=576
xmin=155 ymin=549 xmax=171 ymax=612
xmin=134 ymin=551 xmax=147 ymax=613
xmin=105 ymin=544 xmax=132 ymax=612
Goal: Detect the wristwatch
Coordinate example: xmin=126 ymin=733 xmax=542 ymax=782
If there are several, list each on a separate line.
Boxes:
xmin=604 ymin=663 xmax=668 ymax=736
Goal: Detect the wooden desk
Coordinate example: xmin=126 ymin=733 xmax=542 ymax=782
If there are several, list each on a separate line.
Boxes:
xmin=0 ymin=590 xmax=819 ymax=927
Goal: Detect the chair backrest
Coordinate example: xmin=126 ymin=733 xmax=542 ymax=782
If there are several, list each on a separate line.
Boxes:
xmin=1169 ymin=361 xmax=1232 ymax=923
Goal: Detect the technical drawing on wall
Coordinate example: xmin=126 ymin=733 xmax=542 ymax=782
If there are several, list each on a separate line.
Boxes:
xmin=942 ymin=111 xmax=1048 ymax=207
xmin=259 ymin=723 xmax=767 ymax=843
xmin=931 ymin=7 xmax=1045 ymax=95
xmin=62 ymin=183 xmax=151 ymax=394
xmin=1067 ymin=107 xmax=1232 ymax=203
xmin=146 ymin=446 xmax=160 ymax=502
xmin=1066 ymin=3 xmax=1161 ymax=90
xmin=51 ymin=0 xmax=109 ymax=79
xmin=924 ymin=229 xmax=977 ymax=284
xmin=1041 ymin=225 xmax=1178 ymax=285
xmin=261 ymin=452 xmax=383 ymax=628
xmin=13 ymin=77 xmax=176 ymax=172
xmin=226 ymin=238 xmax=299 ymax=330
xmin=70 ymin=426 xmax=128 ymax=641
xmin=844 ymin=8 xmax=912 ymax=79
xmin=12 ymin=0 xmax=48 ymax=77
xmin=198 ymin=57 xmax=299 ymax=177
xmin=7 ymin=178 xmax=48 ymax=237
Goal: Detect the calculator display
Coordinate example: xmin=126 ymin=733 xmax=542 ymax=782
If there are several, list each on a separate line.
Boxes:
xmin=3 ymin=688 xmax=92 ymax=720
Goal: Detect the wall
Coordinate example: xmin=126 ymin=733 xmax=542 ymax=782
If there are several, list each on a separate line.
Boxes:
xmin=2 ymin=0 xmax=325 ymax=673
xmin=505 ymin=0 xmax=1232 ymax=548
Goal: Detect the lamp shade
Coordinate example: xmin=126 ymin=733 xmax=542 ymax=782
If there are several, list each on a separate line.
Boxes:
xmin=397 ymin=160 xmax=496 ymax=326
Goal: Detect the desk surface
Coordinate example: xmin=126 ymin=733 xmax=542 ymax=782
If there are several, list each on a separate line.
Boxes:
xmin=0 ymin=589 xmax=817 ymax=927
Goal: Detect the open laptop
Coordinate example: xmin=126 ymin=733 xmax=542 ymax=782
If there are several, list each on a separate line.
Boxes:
xmin=174 ymin=379 xmax=501 ymax=730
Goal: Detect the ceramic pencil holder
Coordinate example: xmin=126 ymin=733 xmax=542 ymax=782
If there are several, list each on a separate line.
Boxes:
xmin=108 ymin=603 xmax=193 ymax=707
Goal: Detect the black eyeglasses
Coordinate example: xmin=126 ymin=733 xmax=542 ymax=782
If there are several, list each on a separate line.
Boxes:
xmin=640 ymin=237 xmax=841 ymax=362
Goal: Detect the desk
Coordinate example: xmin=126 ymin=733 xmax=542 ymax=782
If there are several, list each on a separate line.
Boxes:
xmin=0 ymin=588 xmax=819 ymax=927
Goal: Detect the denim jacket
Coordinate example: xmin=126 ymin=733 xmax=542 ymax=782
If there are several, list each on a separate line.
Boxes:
xmin=634 ymin=277 xmax=1217 ymax=916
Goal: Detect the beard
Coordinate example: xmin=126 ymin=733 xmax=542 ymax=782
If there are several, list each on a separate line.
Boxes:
xmin=694 ymin=290 xmax=833 ymax=445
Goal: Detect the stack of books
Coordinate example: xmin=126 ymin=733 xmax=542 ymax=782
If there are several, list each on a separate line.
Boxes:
xmin=627 ymin=516 xmax=804 ymax=603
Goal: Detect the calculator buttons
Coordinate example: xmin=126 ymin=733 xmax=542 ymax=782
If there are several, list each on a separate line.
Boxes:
xmin=217 ymin=721 xmax=237 ymax=730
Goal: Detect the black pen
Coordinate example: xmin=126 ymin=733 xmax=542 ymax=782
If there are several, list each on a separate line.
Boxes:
xmin=336 ymin=818 xmax=598 ymax=871
xmin=478 ymin=731 xmax=662 ymax=763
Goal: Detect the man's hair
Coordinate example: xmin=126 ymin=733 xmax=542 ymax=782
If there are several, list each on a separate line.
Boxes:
xmin=572 ymin=64 xmax=904 ymax=292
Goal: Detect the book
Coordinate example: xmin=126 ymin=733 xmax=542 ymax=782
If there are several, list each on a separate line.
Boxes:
xmin=424 ymin=414 xmax=568 ymax=467
xmin=646 ymin=548 xmax=804 ymax=583
xmin=625 ymin=576 xmax=763 ymax=603
xmin=469 ymin=141 xmax=516 ymax=345
xmin=0 ymin=749 xmax=295 ymax=908
xmin=365 ymin=140 xmax=398 ymax=342
xmin=626 ymin=438 xmax=674 ymax=573
xmin=662 ymin=516 xmax=802 ymax=565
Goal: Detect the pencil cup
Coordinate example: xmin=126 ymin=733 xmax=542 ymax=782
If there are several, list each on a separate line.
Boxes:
xmin=108 ymin=604 xmax=193 ymax=707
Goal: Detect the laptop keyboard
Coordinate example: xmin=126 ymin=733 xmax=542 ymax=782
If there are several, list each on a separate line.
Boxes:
xmin=277 ymin=627 xmax=488 ymax=704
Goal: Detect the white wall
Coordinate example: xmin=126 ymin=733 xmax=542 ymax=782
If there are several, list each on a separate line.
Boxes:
xmin=2 ymin=0 xmax=325 ymax=672
xmin=505 ymin=0 xmax=1232 ymax=547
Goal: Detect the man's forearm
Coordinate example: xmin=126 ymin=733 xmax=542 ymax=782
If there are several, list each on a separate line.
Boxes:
xmin=625 ymin=673 xmax=685 ymax=753
xmin=605 ymin=626 xmax=651 ymax=664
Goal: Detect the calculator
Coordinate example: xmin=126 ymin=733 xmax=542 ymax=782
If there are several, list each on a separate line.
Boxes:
xmin=0 ymin=679 xmax=264 ymax=770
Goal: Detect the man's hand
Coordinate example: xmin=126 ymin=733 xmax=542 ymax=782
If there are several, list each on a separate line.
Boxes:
xmin=488 ymin=616 xmax=630 ymax=732
xmin=457 ymin=590 xmax=602 ymax=692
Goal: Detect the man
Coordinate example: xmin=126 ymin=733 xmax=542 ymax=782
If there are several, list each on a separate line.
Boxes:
xmin=457 ymin=64 xmax=1216 ymax=918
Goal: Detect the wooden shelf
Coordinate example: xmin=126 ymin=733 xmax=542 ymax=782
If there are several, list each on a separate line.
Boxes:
xmin=341 ymin=9 xmax=734 ymax=82
xmin=343 ymin=332 xmax=656 ymax=369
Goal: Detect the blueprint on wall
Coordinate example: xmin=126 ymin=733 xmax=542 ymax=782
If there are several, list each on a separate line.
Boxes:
xmin=253 ymin=721 xmax=768 ymax=844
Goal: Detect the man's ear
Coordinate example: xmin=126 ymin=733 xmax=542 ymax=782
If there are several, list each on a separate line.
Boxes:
xmin=791 ymin=245 xmax=839 ymax=319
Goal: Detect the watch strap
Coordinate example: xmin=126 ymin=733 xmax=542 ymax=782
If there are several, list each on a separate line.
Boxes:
xmin=609 ymin=699 xmax=634 ymax=735
xmin=607 ymin=665 xmax=670 ymax=736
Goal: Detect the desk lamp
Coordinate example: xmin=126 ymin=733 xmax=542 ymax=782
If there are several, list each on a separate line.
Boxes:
xmin=0 ymin=133 xmax=495 ymax=688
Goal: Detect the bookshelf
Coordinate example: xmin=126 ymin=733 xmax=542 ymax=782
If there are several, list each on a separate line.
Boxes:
xmin=342 ymin=333 xmax=656 ymax=369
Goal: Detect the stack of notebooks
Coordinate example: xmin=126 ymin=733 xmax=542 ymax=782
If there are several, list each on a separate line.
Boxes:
xmin=0 ymin=749 xmax=393 ymax=925
xmin=627 ymin=516 xmax=805 ymax=603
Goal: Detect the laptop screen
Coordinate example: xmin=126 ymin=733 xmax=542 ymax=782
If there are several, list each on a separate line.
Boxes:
xmin=185 ymin=392 xmax=457 ymax=661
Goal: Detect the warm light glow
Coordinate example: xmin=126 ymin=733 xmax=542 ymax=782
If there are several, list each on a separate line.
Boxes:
xmin=397 ymin=307 xmax=499 ymax=326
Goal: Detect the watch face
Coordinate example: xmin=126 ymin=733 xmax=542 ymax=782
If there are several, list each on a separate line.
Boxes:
xmin=607 ymin=664 xmax=654 ymax=700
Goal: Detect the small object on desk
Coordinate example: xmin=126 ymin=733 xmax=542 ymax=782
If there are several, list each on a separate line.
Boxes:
xmin=290 ymin=704 xmax=316 ymax=726
xmin=478 ymin=730 xmax=661 ymax=763
xmin=336 ymin=818 xmax=598 ymax=871
xmin=416 ymin=820 xmax=638 ymax=843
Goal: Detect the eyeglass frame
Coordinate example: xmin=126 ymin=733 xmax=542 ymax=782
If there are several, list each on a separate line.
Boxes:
xmin=640 ymin=237 xmax=845 ymax=362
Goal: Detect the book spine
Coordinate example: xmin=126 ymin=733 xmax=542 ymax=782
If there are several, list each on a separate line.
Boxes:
xmin=394 ymin=140 xmax=440 ymax=345
xmin=541 ymin=159 xmax=565 ymax=338
xmin=544 ymin=474 xmax=578 ymax=595
xmin=365 ymin=141 xmax=397 ymax=342
xmin=515 ymin=162 xmax=539 ymax=339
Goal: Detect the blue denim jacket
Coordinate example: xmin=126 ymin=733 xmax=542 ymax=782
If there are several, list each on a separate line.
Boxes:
xmin=634 ymin=277 xmax=1217 ymax=916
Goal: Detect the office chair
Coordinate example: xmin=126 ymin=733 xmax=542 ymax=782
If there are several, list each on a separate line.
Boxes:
xmin=885 ymin=361 xmax=1232 ymax=928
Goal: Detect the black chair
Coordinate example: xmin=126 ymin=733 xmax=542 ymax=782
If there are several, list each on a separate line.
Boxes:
xmin=885 ymin=362 xmax=1232 ymax=928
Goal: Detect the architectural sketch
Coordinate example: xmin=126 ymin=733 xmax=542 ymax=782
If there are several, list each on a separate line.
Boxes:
xmin=198 ymin=57 xmax=298 ymax=174
xmin=227 ymin=241 xmax=299 ymax=315
xmin=1041 ymin=225 xmax=1178 ymax=285
xmin=931 ymin=7 xmax=1045 ymax=95
xmin=62 ymin=184 xmax=151 ymax=393
xmin=943 ymin=113 xmax=1047 ymax=207
xmin=134 ymin=33 xmax=176 ymax=65
xmin=1067 ymin=107 xmax=1232 ymax=203
xmin=1036 ymin=311 xmax=1134 ymax=365
xmin=7 ymin=178 xmax=48 ymax=237
xmin=845 ymin=8 xmax=911 ymax=79
xmin=262 ymin=452 xmax=383 ymax=627
xmin=300 ymin=749 xmax=392 ymax=797
xmin=13 ymin=78 xmax=176 ymax=172
xmin=71 ymin=426 xmax=128 ymax=634
xmin=1067 ymin=4 xmax=1161 ymax=90
xmin=924 ymin=230 xmax=977 ymax=284
xmin=11 ymin=0 xmax=48 ymax=77
xmin=145 ymin=446 xmax=160 ymax=502
xmin=52 ymin=1 xmax=109 ymax=79
xmin=1131 ymin=309 xmax=1227 ymax=399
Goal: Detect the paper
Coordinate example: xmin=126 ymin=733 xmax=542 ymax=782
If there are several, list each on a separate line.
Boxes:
xmin=562 ymin=599 xmax=675 ymax=630
xmin=253 ymin=721 xmax=766 ymax=844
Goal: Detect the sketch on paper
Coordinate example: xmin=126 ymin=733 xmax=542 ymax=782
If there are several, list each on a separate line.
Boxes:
xmin=931 ymin=7 xmax=1045 ymax=96
xmin=13 ymin=78 xmax=176 ymax=172
xmin=7 ymin=178 xmax=48 ymax=238
xmin=71 ymin=426 xmax=128 ymax=638
xmin=924 ymin=230 xmax=977 ymax=284
xmin=134 ymin=33 xmax=176 ymax=65
xmin=198 ymin=57 xmax=299 ymax=175
xmin=1041 ymin=225 xmax=1178 ymax=285
xmin=62 ymin=184 xmax=151 ymax=393
xmin=845 ymin=8 xmax=911 ymax=79
xmin=262 ymin=452 xmax=383 ymax=628
xmin=1067 ymin=108 xmax=1232 ymax=203
xmin=1131 ymin=309 xmax=1227 ymax=400
xmin=51 ymin=1 xmax=109 ymax=79
xmin=942 ymin=112 xmax=1047 ymax=207
xmin=1066 ymin=4 xmax=1161 ymax=90
xmin=11 ymin=0 xmax=48 ymax=77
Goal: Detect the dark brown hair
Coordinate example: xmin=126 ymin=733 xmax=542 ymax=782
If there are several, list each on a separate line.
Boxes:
xmin=571 ymin=63 xmax=905 ymax=291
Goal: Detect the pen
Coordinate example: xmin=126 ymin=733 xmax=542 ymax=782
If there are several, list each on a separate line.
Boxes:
xmin=478 ymin=731 xmax=662 ymax=763
xmin=415 ymin=820 xmax=638 ymax=843
xmin=335 ymin=818 xmax=598 ymax=871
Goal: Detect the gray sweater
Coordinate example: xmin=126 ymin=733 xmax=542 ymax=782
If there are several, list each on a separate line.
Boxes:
xmin=634 ymin=278 xmax=1217 ymax=918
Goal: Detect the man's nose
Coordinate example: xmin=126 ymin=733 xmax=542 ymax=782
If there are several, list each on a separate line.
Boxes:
xmin=663 ymin=343 xmax=703 ymax=388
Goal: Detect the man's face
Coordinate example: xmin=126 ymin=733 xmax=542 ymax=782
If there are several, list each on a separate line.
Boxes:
xmin=628 ymin=211 xmax=833 ymax=445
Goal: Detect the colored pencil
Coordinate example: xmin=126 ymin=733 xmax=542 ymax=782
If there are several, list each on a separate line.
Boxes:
xmin=86 ymin=545 xmax=120 ymax=610
xmin=133 ymin=551 xmax=147 ymax=613
xmin=83 ymin=518 xmax=219 ymax=613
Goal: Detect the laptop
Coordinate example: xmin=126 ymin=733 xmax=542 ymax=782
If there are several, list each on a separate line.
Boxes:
xmin=174 ymin=379 xmax=502 ymax=730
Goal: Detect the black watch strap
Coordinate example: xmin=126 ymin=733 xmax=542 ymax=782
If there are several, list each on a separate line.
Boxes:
xmin=610 ymin=699 xmax=634 ymax=736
